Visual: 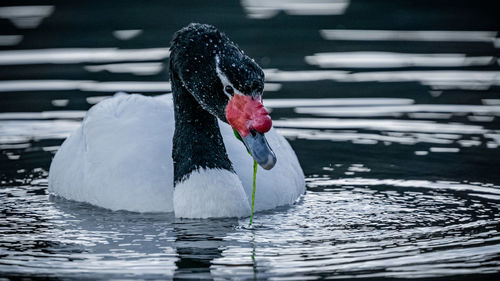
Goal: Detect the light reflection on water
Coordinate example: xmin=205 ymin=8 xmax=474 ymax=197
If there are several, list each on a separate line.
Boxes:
xmin=241 ymin=0 xmax=350 ymax=19
xmin=305 ymin=52 xmax=495 ymax=68
xmin=294 ymin=104 xmax=500 ymax=117
xmin=264 ymin=69 xmax=500 ymax=90
xmin=0 ymin=80 xmax=172 ymax=92
xmin=112 ymin=29 xmax=143 ymax=41
xmin=0 ymin=5 xmax=54 ymax=29
xmin=0 ymin=35 xmax=23 ymax=46
xmin=1 ymin=0 xmax=500 ymax=279
xmin=319 ymin=29 xmax=498 ymax=42
xmin=0 ymin=47 xmax=170 ymax=65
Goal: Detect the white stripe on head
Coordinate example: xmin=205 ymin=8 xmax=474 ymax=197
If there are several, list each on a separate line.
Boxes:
xmin=215 ymin=55 xmax=244 ymax=98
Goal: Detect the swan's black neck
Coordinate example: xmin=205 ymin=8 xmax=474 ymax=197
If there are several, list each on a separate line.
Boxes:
xmin=170 ymin=70 xmax=233 ymax=184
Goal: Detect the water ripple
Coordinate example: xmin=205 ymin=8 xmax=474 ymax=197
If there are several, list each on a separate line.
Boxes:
xmin=211 ymin=178 xmax=500 ymax=279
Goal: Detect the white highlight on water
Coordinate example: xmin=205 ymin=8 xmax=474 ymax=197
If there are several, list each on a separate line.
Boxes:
xmin=241 ymin=0 xmax=349 ymax=19
xmin=85 ymin=62 xmax=164 ymax=76
xmin=320 ymin=29 xmax=498 ymax=43
xmin=294 ymin=104 xmax=500 ymax=117
xmin=0 ymin=5 xmax=54 ymax=29
xmin=0 ymin=48 xmax=170 ymax=65
xmin=264 ymin=69 xmax=500 ymax=90
xmin=0 ymin=35 xmax=23 ymax=46
xmin=305 ymin=52 xmax=495 ymax=68
xmin=0 ymin=80 xmax=171 ymax=92
xmin=112 ymin=29 xmax=143 ymax=40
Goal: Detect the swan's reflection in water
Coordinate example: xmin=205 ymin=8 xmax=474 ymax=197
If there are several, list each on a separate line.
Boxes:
xmin=21 ymin=192 xmax=240 ymax=280
xmin=45 ymin=196 xmax=178 ymax=278
xmin=173 ymin=218 xmax=236 ymax=280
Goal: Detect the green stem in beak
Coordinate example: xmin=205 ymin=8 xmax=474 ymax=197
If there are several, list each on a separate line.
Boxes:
xmin=233 ymin=129 xmax=258 ymax=226
xmin=249 ymin=159 xmax=257 ymax=226
xmin=233 ymin=128 xmax=243 ymax=143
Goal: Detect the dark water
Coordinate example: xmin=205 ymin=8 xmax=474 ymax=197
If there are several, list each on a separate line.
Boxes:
xmin=1 ymin=0 xmax=500 ymax=280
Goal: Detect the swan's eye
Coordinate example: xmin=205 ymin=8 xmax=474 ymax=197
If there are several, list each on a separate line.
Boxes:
xmin=225 ymin=85 xmax=234 ymax=95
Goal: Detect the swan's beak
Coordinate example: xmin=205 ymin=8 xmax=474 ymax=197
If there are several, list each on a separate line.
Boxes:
xmin=242 ymin=131 xmax=277 ymax=170
xmin=226 ymin=94 xmax=276 ymax=169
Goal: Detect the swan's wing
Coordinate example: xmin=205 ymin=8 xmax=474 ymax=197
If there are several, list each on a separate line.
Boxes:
xmin=49 ymin=94 xmax=175 ymax=212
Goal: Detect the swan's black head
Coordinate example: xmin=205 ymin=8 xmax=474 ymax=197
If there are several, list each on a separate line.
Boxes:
xmin=169 ymin=23 xmax=276 ymax=170
xmin=170 ymin=23 xmax=264 ymax=121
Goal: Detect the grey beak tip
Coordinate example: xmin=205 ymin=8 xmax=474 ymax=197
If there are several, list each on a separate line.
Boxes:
xmin=260 ymin=155 xmax=277 ymax=170
xmin=242 ymin=131 xmax=277 ymax=170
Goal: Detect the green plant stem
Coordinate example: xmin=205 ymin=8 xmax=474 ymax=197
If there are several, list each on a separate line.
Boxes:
xmin=233 ymin=129 xmax=259 ymax=226
xmin=249 ymin=159 xmax=257 ymax=226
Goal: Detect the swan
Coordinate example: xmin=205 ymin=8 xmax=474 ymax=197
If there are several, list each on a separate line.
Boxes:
xmin=48 ymin=23 xmax=305 ymax=218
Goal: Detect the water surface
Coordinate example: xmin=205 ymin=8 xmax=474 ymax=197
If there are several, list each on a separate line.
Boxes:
xmin=1 ymin=0 xmax=500 ymax=280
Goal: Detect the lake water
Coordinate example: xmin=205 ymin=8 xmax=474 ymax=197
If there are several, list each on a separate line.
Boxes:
xmin=1 ymin=0 xmax=500 ymax=280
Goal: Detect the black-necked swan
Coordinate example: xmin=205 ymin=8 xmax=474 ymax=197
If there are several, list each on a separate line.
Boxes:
xmin=48 ymin=23 xmax=305 ymax=218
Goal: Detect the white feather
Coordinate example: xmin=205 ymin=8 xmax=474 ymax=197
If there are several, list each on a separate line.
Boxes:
xmin=174 ymin=168 xmax=250 ymax=218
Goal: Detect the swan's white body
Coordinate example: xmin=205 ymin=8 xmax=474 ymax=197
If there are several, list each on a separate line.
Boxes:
xmin=49 ymin=93 xmax=305 ymax=217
